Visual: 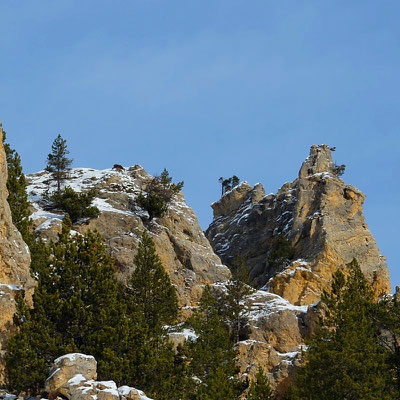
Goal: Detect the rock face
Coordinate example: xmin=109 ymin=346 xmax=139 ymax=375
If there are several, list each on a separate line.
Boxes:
xmin=206 ymin=144 xmax=390 ymax=305
xmin=25 ymin=146 xmax=391 ymax=398
xmin=0 ymin=123 xmax=34 ymax=383
xmin=45 ymin=353 xmax=152 ymax=400
xmin=27 ymin=166 xmax=230 ymax=316
xmin=236 ymin=289 xmax=309 ymax=397
xmin=45 ymin=353 xmax=97 ymax=397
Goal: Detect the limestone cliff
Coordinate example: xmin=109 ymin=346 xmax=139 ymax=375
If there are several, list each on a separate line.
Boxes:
xmin=27 ymin=166 xmax=230 ymax=317
xmin=25 ymin=147 xmax=391 ymax=397
xmin=0 ymin=123 xmax=34 ymax=382
xmin=206 ymin=144 xmax=390 ymax=305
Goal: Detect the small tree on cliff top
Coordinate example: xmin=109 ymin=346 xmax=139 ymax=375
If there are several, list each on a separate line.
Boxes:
xmin=46 ymin=134 xmax=73 ymax=193
xmin=137 ymin=169 xmax=183 ymax=221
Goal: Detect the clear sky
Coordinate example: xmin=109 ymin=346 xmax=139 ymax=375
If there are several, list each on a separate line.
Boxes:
xmin=1 ymin=1 xmax=399 ymax=288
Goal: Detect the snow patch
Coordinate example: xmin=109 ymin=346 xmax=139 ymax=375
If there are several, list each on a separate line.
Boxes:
xmin=54 ymin=353 xmax=96 ymax=364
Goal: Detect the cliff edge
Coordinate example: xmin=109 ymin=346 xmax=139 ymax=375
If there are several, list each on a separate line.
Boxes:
xmin=206 ymin=144 xmax=390 ymax=305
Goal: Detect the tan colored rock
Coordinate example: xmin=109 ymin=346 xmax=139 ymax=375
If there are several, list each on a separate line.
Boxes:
xmin=45 ymin=354 xmax=152 ymax=400
xmin=206 ymin=144 xmax=390 ymax=305
xmin=0 ymin=122 xmax=35 ymax=383
xmin=236 ymin=290 xmax=308 ymax=398
xmin=45 ymin=353 xmax=97 ymax=398
xmin=27 ymin=165 xmax=230 ymax=315
xmin=118 ymin=386 xmax=151 ymax=400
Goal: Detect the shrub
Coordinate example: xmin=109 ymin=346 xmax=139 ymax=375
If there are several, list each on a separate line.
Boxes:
xmin=137 ymin=169 xmax=183 ymax=221
xmin=333 ymin=163 xmax=346 ymax=177
xmin=47 ymin=187 xmax=99 ymax=223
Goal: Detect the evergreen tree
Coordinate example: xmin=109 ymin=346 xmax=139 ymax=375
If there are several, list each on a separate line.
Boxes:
xmin=46 ymin=134 xmax=73 ymax=193
xmin=290 ymin=259 xmax=395 ymax=400
xmin=267 ymin=235 xmax=295 ymax=274
xmin=47 ymin=186 xmax=99 ymax=222
xmin=137 ymin=169 xmax=183 ymax=221
xmin=188 ymin=285 xmax=239 ymax=400
xmin=6 ymin=220 xmax=185 ymax=398
xmin=247 ymin=366 xmax=274 ymax=400
xmin=222 ymin=257 xmax=254 ymax=343
xmin=6 ymin=218 xmax=136 ymax=392
xmin=2 ymin=131 xmax=33 ymax=244
xmin=219 ymin=175 xmax=240 ymax=196
xmin=333 ymin=163 xmax=346 ymax=177
xmin=374 ymin=291 xmax=400 ymax=393
xmin=128 ymin=231 xmax=179 ymax=330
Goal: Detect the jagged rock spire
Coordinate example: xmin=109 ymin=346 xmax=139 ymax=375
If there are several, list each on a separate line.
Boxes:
xmin=299 ymin=144 xmax=336 ymax=178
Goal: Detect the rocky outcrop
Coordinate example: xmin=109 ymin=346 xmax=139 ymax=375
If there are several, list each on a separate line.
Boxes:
xmin=206 ymin=144 xmax=390 ymax=305
xmin=0 ymin=123 xmax=34 ymax=383
xmin=45 ymin=353 xmax=152 ymax=400
xmin=27 ymin=166 xmax=230 ymax=317
xmin=25 ymin=145 xmax=391 ymax=398
xmin=236 ymin=289 xmax=309 ymax=397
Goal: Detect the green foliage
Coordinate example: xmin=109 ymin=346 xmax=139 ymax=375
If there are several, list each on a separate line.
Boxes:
xmin=247 ymin=366 xmax=274 ymax=400
xmin=187 ymin=285 xmax=239 ymax=400
xmin=267 ymin=235 xmax=295 ymax=273
xmin=218 ymin=175 xmax=240 ymax=196
xmin=128 ymin=231 xmax=179 ymax=330
xmin=2 ymin=130 xmax=33 ymax=245
xmin=333 ymin=163 xmax=346 ymax=177
xmin=290 ymin=259 xmax=396 ymax=400
xmin=137 ymin=168 xmax=183 ymax=221
xmin=374 ymin=292 xmax=400 ymax=392
xmin=138 ymin=169 xmax=183 ymax=221
xmin=137 ymin=192 xmax=168 ymax=221
xmin=6 ymin=220 xmax=184 ymax=398
xmin=46 ymin=134 xmax=73 ymax=193
xmin=221 ymin=257 xmax=254 ymax=343
xmin=46 ymin=186 xmax=100 ymax=222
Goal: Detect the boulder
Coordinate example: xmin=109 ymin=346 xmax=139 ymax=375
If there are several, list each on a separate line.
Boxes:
xmin=45 ymin=354 xmax=152 ymax=400
xmin=45 ymin=353 xmax=97 ymax=398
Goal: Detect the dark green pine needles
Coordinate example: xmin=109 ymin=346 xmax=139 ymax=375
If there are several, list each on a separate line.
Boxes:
xmin=5 ymin=221 xmax=183 ymax=399
xmin=3 ymin=131 xmax=33 ymax=245
xmin=289 ymin=259 xmax=397 ymax=400
xmin=128 ymin=231 xmax=179 ymax=330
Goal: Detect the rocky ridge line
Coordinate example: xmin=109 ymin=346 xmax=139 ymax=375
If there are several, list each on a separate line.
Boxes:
xmin=206 ymin=144 xmax=390 ymax=305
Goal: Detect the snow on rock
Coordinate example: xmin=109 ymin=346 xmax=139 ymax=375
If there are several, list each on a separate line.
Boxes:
xmin=247 ymin=290 xmax=308 ymax=321
xmin=167 ymin=324 xmax=199 ymax=348
xmin=45 ymin=353 xmax=97 ymax=396
xmin=118 ymin=386 xmax=153 ymax=400
xmin=67 ymin=374 xmax=87 ymax=386
xmin=54 ymin=353 xmax=96 ymax=365
xmin=27 ymin=166 xmax=230 ymax=315
xmin=45 ymin=354 xmax=153 ymax=400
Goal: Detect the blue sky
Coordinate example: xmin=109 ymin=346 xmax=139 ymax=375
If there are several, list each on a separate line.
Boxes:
xmin=1 ymin=1 xmax=399 ymax=288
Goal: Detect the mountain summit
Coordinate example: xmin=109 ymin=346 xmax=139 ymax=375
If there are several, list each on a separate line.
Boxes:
xmin=206 ymin=144 xmax=390 ymax=305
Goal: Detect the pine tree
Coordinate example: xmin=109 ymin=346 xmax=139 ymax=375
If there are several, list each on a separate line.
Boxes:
xmin=6 ymin=218 xmax=135 ymax=392
xmin=46 ymin=134 xmax=73 ymax=193
xmin=290 ymin=259 xmax=395 ymax=400
xmin=128 ymin=232 xmax=178 ymax=330
xmin=222 ymin=257 xmax=254 ymax=343
xmin=267 ymin=235 xmax=295 ymax=274
xmin=188 ymin=285 xmax=239 ymax=400
xmin=2 ymin=131 xmax=33 ymax=244
xmin=6 ymin=220 xmax=186 ymax=398
xmin=48 ymin=186 xmax=100 ymax=222
xmin=247 ymin=366 xmax=274 ymax=400
xmin=137 ymin=169 xmax=183 ymax=221
xmin=374 ymin=290 xmax=400 ymax=392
